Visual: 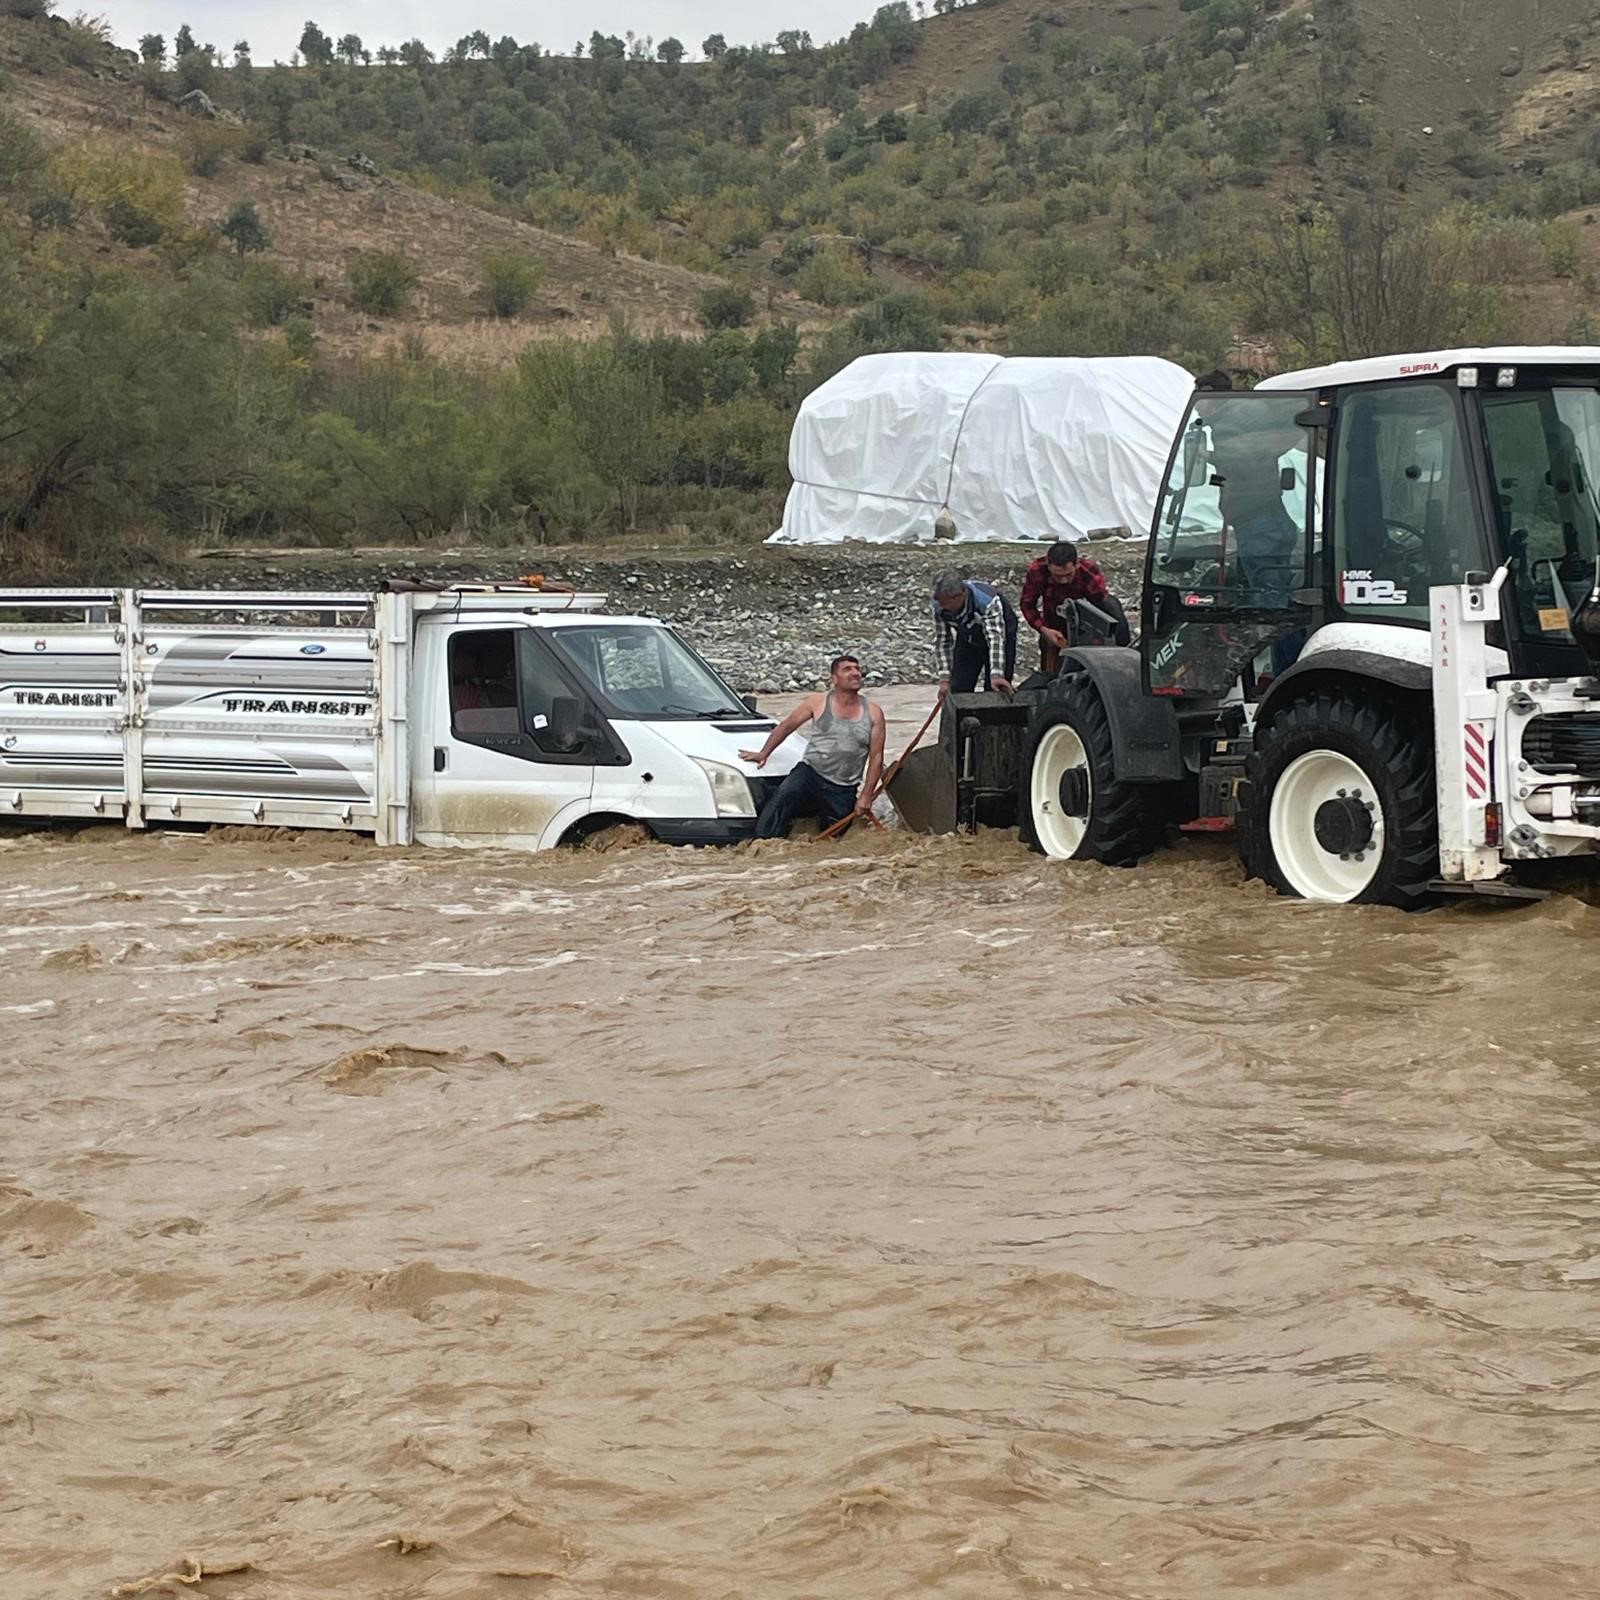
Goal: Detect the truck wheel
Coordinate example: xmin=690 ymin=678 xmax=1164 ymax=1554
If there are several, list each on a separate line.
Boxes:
xmin=1022 ymin=674 xmax=1165 ymax=866
xmin=1240 ymin=689 xmax=1436 ymax=907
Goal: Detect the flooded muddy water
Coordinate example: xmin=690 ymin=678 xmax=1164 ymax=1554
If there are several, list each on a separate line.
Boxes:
xmin=3 ymin=819 xmax=1600 ymax=1599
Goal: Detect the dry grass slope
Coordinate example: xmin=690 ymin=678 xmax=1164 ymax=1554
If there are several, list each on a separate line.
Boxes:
xmin=0 ymin=15 xmax=826 ymax=363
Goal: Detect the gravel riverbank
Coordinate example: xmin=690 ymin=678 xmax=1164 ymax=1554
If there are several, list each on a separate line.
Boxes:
xmin=166 ymin=540 xmax=1148 ymax=694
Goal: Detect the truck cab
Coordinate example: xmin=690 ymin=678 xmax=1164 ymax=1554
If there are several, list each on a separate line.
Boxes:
xmin=410 ymin=605 xmax=802 ymax=850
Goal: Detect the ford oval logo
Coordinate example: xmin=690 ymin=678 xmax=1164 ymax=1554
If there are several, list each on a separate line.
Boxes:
xmin=301 ymin=644 xmax=327 ymax=655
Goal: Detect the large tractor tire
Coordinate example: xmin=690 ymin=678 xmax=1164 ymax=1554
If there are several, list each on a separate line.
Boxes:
xmin=1239 ymin=687 xmax=1437 ymax=907
xmin=1021 ymin=674 xmax=1166 ymax=866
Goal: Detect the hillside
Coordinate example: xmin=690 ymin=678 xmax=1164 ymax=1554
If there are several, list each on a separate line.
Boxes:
xmin=0 ymin=13 xmax=825 ymax=363
xmin=5 ymin=0 xmax=1600 ymax=573
xmin=867 ymin=0 xmax=1600 ymax=179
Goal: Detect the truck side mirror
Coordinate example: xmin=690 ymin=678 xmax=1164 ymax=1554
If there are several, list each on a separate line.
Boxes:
xmin=741 ymin=694 xmax=760 ymax=714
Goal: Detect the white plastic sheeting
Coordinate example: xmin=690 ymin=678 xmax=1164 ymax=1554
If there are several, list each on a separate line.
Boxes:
xmin=772 ymin=353 xmax=1195 ymax=545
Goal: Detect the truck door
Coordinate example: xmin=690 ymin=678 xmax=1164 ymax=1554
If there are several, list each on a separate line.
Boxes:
xmin=420 ymin=626 xmax=609 ymax=848
xmin=1142 ymin=390 xmax=1319 ymax=699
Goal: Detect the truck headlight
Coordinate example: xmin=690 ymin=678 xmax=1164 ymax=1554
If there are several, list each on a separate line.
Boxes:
xmin=693 ymin=758 xmax=756 ymax=818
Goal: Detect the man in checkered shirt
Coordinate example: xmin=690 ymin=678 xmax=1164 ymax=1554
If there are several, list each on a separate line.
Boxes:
xmin=930 ymin=571 xmax=1018 ymax=696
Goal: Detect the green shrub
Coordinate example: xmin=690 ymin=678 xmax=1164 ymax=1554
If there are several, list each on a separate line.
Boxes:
xmin=347 ymin=251 xmax=419 ymax=316
xmin=1546 ymin=220 xmax=1582 ymax=279
xmin=0 ymin=108 xmax=47 ymax=193
xmin=220 ymin=198 xmax=270 ymax=255
xmin=794 ymin=246 xmax=872 ymax=306
xmin=476 ymin=249 xmax=542 ymax=318
xmin=27 ymin=192 xmax=75 ymax=233
xmin=103 ymin=197 xmax=164 ymax=247
xmin=183 ymin=125 xmax=237 ymax=178
xmin=697 ymin=282 xmax=755 ymax=330
xmin=283 ymin=316 xmax=317 ymax=362
xmin=174 ymin=50 xmax=216 ymax=97
xmin=241 ymin=260 xmax=306 ymax=326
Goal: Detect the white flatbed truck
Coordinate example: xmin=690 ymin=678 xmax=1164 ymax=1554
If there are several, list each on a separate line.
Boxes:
xmin=0 ymin=583 xmax=805 ymax=850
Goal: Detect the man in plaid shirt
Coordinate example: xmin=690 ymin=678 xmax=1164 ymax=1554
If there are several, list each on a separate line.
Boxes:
xmin=1019 ymin=540 xmax=1126 ymax=673
xmin=931 ymin=571 xmax=1018 ymax=695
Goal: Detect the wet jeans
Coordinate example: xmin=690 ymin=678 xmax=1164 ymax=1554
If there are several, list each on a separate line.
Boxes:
xmin=754 ymin=761 xmax=859 ymax=839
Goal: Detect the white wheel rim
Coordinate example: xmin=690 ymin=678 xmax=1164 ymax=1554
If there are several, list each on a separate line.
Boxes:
xmin=1268 ymin=749 xmax=1384 ymax=902
xmin=1031 ymin=724 xmax=1091 ymax=859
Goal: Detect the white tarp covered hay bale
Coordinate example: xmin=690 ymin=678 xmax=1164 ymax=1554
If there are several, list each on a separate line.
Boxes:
xmin=772 ymin=353 xmax=1195 ymax=545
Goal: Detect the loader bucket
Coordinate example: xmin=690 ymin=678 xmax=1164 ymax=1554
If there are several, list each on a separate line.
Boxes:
xmin=885 ymin=744 xmax=957 ymax=834
xmin=886 ymin=691 xmax=1036 ymax=834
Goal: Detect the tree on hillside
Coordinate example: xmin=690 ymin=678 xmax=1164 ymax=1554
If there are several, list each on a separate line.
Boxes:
xmin=589 ymin=31 xmax=625 ymax=60
xmin=232 ymin=39 xmax=249 ymax=64
xmin=698 ymin=283 xmax=755 ymax=330
xmin=138 ymin=33 xmax=164 ymax=63
xmin=173 ymin=23 xmax=195 ymax=56
xmin=174 ymin=49 xmax=215 ymax=95
xmin=657 ymin=36 xmax=684 ymax=66
xmin=776 ymin=29 xmax=813 ymax=54
xmin=1242 ymin=203 xmax=1503 ymax=364
xmin=870 ymin=2 xmax=918 ymax=60
xmin=874 ymin=108 xmax=909 ymax=143
xmin=522 ymin=342 xmax=668 ymax=531
xmin=397 ymin=38 xmax=433 ymax=66
xmin=260 ymin=67 xmax=296 ymax=142
xmin=702 ymin=33 xmax=727 ymax=59
xmin=298 ymin=20 xmax=334 ymax=66
xmin=337 ymin=32 xmax=362 ymax=64
xmin=477 ymin=250 xmax=542 ymax=318
xmin=220 ymin=199 xmax=270 ymax=256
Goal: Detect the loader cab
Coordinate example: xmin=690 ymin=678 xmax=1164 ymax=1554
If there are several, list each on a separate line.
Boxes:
xmin=1141 ymin=388 xmax=1321 ymax=700
xmin=1326 ymin=377 xmax=1486 ymax=627
xmin=1139 ymin=368 xmax=1571 ymax=697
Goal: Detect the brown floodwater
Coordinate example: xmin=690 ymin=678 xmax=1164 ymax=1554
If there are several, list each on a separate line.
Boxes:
xmin=3 ymin=819 xmax=1600 ymax=1600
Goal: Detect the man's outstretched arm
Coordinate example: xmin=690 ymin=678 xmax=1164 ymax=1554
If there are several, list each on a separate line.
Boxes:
xmin=740 ymin=696 xmax=816 ymax=766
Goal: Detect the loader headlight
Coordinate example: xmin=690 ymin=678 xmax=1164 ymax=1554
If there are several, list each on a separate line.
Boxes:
xmin=693 ymin=758 xmax=756 ymax=818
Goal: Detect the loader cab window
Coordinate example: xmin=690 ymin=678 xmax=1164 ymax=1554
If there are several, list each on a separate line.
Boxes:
xmin=1480 ymin=385 xmax=1600 ymax=650
xmin=1331 ymin=383 xmax=1480 ymax=624
xmin=1152 ymin=394 xmax=1316 ymax=609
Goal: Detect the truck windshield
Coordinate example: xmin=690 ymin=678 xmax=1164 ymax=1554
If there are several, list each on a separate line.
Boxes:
xmin=546 ymin=625 xmax=747 ymax=718
xmin=1481 ymin=386 xmax=1600 ymax=642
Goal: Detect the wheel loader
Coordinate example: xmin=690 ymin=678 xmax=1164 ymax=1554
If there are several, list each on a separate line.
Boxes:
xmin=889 ymin=348 xmax=1600 ymax=906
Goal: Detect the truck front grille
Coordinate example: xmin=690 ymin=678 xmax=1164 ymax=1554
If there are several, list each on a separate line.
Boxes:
xmin=1523 ymin=713 xmax=1600 ymax=777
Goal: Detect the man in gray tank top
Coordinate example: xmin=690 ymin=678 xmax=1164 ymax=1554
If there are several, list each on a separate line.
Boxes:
xmin=740 ymin=654 xmax=887 ymax=838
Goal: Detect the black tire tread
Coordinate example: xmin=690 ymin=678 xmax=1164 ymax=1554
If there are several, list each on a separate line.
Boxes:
xmin=1239 ymin=687 xmax=1436 ymax=908
xmin=1024 ymin=674 xmax=1166 ymax=867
